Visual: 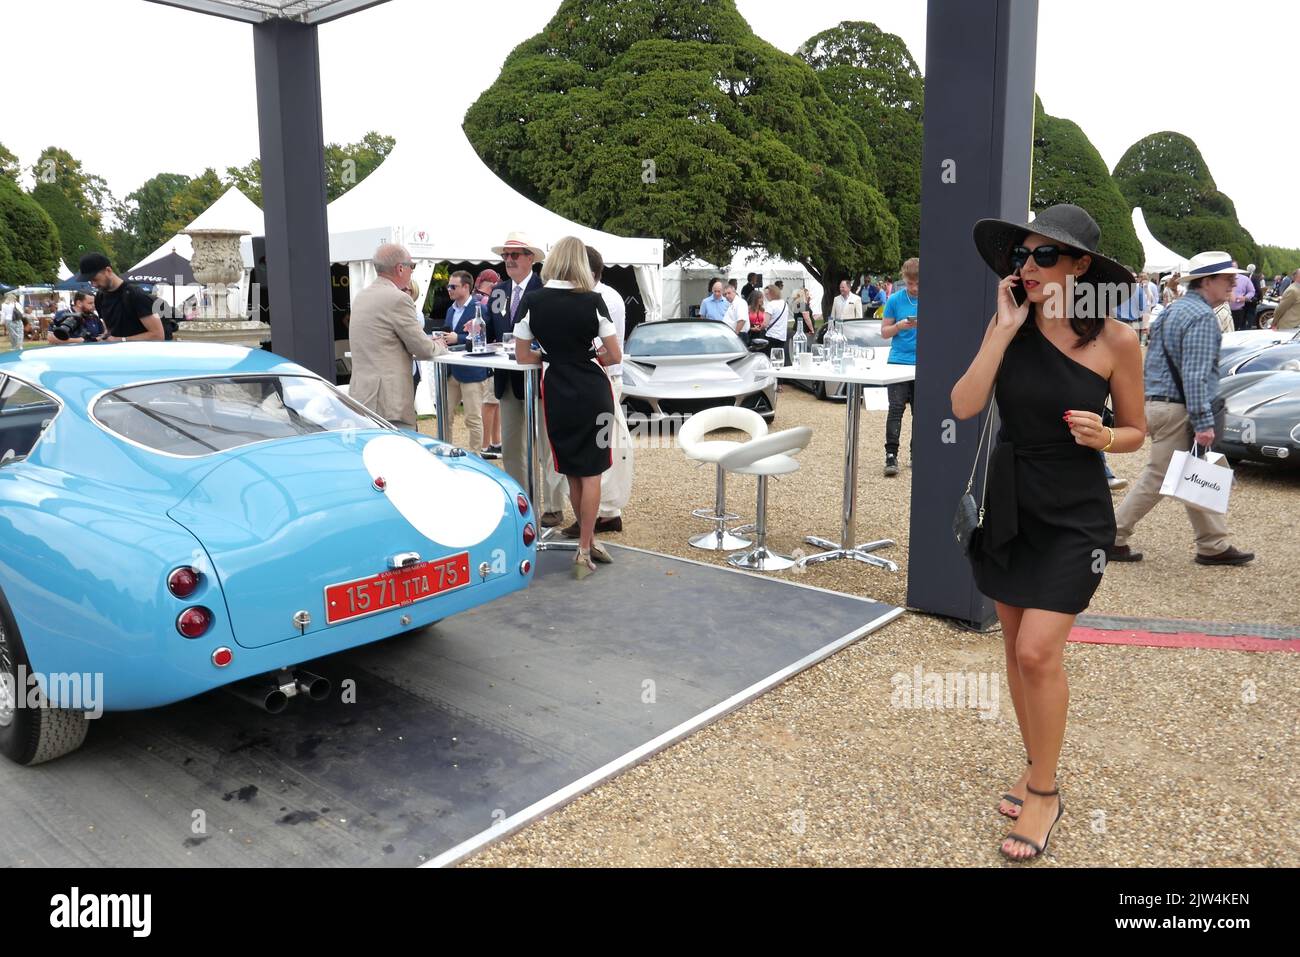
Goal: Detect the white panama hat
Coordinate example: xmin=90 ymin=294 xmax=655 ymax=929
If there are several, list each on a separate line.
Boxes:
xmin=1178 ymin=251 xmax=1245 ymax=285
xmin=491 ymin=231 xmax=546 ymax=260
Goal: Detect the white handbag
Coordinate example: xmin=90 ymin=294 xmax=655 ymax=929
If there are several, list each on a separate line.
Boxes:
xmin=1159 ymin=444 xmax=1233 ymax=514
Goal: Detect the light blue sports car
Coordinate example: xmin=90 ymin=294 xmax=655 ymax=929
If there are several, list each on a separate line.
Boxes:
xmin=0 ymin=343 xmax=536 ymax=764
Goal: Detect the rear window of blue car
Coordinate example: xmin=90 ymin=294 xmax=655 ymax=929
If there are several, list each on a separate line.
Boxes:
xmin=93 ymin=375 xmax=386 ymax=457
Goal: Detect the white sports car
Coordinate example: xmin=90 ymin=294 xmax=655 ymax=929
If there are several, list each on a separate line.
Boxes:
xmin=620 ymin=320 xmax=777 ymax=422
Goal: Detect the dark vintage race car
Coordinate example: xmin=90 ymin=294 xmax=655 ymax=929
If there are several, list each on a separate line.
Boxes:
xmin=1219 ymin=330 xmax=1300 ymax=376
xmin=1214 ymin=370 xmax=1300 ymax=467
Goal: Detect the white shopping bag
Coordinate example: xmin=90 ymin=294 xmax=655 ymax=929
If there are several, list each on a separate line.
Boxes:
xmin=1159 ymin=444 xmax=1233 ymax=514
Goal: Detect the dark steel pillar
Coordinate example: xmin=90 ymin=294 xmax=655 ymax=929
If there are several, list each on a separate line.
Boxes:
xmin=906 ymin=0 xmax=1039 ymax=625
xmin=253 ymin=18 xmax=335 ymax=381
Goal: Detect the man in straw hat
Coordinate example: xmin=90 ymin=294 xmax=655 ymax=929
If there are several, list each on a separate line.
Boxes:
xmin=486 ymin=231 xmax=567 ymax=526
xmin=1107 ymin=251 xmax=1254 ymax=566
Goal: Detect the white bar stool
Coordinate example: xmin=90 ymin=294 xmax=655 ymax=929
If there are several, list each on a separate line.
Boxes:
xmin=718 ymin=426 xmax=813 ymax=572
xmin=677 ymin=407 xmax=769 ymax=550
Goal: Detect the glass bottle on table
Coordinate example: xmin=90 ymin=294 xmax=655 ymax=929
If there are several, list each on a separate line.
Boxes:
xmin=827 ymin=319 xmax=847 ymax=372
xmin=791 ymin=322 xmax=808 ymax=358
xmin=471 ymin=316 xmax=487 ymax=354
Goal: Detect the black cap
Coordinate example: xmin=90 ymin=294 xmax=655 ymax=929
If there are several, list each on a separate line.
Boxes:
xmin=77 ymin=252 xmax=111 ymax=281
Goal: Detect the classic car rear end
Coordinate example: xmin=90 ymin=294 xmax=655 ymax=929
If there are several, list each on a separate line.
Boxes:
xmin=0 ymin=345 xmax=536 ymax=763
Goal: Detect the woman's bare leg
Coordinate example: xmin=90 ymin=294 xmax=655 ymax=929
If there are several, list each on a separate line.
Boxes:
xmin=1002 ymin=608 xmax=1074 ymax=858
xmin=996 ymin=601 xmax=1032 ymax=816
xmin=577 ymin=475 xmax=601 ymax=552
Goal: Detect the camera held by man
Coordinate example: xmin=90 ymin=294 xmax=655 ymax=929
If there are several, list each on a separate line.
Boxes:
xmin=48 ymin=291 xmax=107 ymax=344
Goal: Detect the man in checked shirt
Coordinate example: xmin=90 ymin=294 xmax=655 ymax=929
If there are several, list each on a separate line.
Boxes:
xmin=1107 ymin=252 xmax=1255 ymax=566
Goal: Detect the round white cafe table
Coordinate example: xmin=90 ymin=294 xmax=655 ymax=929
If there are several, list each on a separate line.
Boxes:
xmin=432 ymin=347 xmax=574 ymax=552
xmin=772 ymin=358 xmax=917 ymax=571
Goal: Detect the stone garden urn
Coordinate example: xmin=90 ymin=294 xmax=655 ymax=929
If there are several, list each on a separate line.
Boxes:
xmin=174 ymin=228 xmax=266 ymax=349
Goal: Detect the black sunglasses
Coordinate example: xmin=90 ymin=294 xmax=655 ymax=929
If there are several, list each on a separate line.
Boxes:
xmin=1009 ymin=244 xmax=1077 ymax=270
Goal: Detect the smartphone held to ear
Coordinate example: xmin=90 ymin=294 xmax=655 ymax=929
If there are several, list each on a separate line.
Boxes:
xmin=1010 ymin=271 xmax=1028 ymax=307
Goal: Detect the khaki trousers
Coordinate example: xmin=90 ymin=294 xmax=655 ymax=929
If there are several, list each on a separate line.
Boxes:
xmin=445 ymin=377 xmax=486 ymax=455
xmin=598 ymin=376 xmax=633 ymax=519
xmin=1113 ymin=400 xmax=1231 ymax=554
xmin=500 ymin=389 xmax=566 ymax=515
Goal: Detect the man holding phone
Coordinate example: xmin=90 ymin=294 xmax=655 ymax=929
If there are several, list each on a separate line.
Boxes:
xmin=880 ymin=258 xmax=919 ymax=476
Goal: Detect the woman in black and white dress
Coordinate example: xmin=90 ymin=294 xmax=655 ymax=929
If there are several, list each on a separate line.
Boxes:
xmin=514 ymin=236 xmax=622 ymax=576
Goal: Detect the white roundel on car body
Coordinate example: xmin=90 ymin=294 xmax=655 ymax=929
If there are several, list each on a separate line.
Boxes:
xmin=361 ymin=434 xmax=505 ymax=548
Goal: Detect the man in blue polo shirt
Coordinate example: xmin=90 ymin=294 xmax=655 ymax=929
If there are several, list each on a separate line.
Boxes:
xmin=699 ymin=279 xmax=730 ymax=323
xmin=437 ymin=270 xmax=492 ymax=455
xmin=880 ymin=258 xmax=919 ymax=476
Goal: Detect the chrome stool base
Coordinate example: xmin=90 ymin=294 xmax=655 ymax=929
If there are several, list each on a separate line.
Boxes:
xmin=727 ymin=546 xmax=797 ymax=573
xmin=690 ymin=529 xmax=753 ymax=551
xmin=797 ymin=536 xmax=898 ymax=572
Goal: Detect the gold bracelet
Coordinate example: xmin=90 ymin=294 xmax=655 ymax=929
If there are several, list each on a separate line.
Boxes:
xmin=1101 ymin=426 xmax=1115 ymax=452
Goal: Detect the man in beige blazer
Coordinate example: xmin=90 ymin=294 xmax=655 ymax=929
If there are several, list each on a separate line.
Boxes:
xmin=830 ymin=279 xmax=864 ymax=321
xmin=1274 ymin=269 xmax=1300 ymax=330
xmin=349 ymin=243 xmax=446 ymax=429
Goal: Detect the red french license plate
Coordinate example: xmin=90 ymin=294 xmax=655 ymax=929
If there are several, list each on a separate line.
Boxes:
xmin=324 ymin=553 xmax=470 ymax=625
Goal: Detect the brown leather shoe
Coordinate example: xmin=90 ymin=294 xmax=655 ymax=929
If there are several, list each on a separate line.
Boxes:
xmin=1194 ymin=546 xmax=1254 ymax=566
xmin=1105 ymin=544 xmax=1143 ymax=563
xmin=560 ymin=521 xmax=581 ymax=539
xmin=540 ymin=511 xmax=564 ymax=528
xmin=594 ymin=516 xmax=623 ymax=534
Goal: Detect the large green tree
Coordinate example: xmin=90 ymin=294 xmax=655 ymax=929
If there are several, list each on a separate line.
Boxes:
xmin=797 ymin=21 xmax=923 ymax=259
xmin=161 ymin=168 xmax=227 ymax=237
xmin=463 ymin=0 xmax=898 ymax=313
xmin=1112 ymin=131 xmax=1258 ymax=267
xmin=30 ymin=146 xmax=114 ymax=265
xmin=110 ymin=171 xmax=191 ymax=269
xmin=0 ymin=178 xmax=61 ymax=285
xmin=1031 ymin=97 xmax=1142 ymax=270
xmin=225 ymin=131 xmax=396 ymax=205
xmin=0 ymin=143 xmax=19 ymax=184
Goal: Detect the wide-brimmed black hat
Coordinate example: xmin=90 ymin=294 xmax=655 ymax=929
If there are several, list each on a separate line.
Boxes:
xmin=972 ymin=204 xmax=1133 ymax=292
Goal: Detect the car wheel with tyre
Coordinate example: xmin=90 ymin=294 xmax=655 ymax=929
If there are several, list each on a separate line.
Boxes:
xmin=1257 ymin=310 xmax=1275 ymax=330
xmin=0 ymin=588 xmax=90 ymax=765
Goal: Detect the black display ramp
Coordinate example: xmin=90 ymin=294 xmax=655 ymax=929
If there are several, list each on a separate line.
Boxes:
xmin=0 ymin=545 xmax=900 ymax=867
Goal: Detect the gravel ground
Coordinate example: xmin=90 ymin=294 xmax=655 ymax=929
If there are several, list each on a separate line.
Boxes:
xmin=425 ymin=389 xmax=1300 ymax=866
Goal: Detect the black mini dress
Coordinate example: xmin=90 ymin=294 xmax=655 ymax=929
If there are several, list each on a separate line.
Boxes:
xmin=514 ymin=283 xmax=616 ymax=478
xmin=969 ymin=318 xmax=1117 ymax=615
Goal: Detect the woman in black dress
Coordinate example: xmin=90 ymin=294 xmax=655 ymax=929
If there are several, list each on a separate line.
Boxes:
xmin=514 ymin=236 xmax=622 ymax=576
xmin=952 ymin=204 xmax=1146 ymax=860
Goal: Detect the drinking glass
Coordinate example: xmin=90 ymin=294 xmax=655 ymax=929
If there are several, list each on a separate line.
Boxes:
xmin=813 ymin=345 xmax=826 ymax=363
xmin=502 ymin=332 xmax=515 ymax=353
xmin=770 ymin=347 xmax=785 ymax=367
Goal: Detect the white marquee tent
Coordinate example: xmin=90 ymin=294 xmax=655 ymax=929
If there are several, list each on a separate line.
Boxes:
xmin=1132 ymin=206 xmax=1188 ymax=275
xmin=326 ymin=133 xmax=664 ymax=320
xmin=662 ymin=248 xmax=824 ymax=320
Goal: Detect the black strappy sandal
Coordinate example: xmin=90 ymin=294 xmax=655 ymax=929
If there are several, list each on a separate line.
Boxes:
xmin=998 ymin=758 xmax=1030 ymax=819
xmin=1000 ymin=783 xmax=1063 ymax=861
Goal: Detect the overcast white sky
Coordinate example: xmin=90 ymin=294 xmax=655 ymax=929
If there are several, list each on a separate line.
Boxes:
xmin=7 ymin=0 xmax=1297 ymax=249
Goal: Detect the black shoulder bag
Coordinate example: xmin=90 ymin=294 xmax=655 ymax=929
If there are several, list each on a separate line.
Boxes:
xmin=953 ymin=388 xmax=998 ymax=555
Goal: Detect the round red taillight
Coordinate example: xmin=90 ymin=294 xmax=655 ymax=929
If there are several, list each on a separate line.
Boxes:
xmin=517 ymin=493 xmax=529 ymax=515
xmin=168 ymin=566 xmax=201 ymax=598
xmin=522 ymin=523 xmax=536 ymax=547
xmin=212 ymin=647 xmax=233 ymax=668
xmin=177 ymin=606 xmax=213 ymax=639
xmin=519 ymin=560 xmax=531 ymax=576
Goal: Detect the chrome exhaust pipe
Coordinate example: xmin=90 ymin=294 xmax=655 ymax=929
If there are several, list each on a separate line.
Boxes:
xmin=294 ymin=669 xmax=331 ymax=702
xmin=225 ymin=678 xmax=290 ymax=715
